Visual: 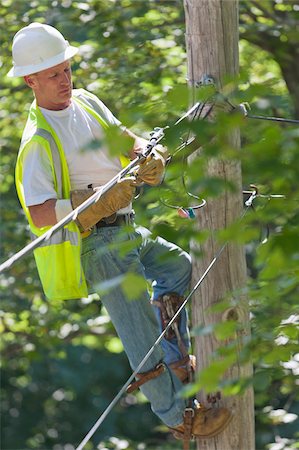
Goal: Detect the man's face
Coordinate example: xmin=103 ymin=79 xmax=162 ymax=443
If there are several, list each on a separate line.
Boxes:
xmin=25 ymin=60 xmax=73 ymax=110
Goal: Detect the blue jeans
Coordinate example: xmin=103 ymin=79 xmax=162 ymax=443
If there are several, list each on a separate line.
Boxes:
xmin=81 ymin=222 xmax=192 ymax=427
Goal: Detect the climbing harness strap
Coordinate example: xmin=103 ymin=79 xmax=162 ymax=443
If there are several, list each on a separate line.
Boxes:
xmin=169 ymin=407 xmax=196 ymax=450
xmin=127 ymin=293 xmax=195 ymax=394
xmin=126 ymin=362 xmax=166 ymax=394
xmin=169 ymin=354 xmax=196 ymax=385
xmin=127 ymin=355 xmax=196 ymax=393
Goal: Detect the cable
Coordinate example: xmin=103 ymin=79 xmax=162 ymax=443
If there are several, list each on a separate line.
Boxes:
xmin=238 ymin=103 xmax=299 ymax=125
xmin=246 ymin=114 xmax=299 ymax=125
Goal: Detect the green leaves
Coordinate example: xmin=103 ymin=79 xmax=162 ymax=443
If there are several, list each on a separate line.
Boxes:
xmin=121 ymin=272 xmax=148 ymax=300
xmin=1 ymin=1 xmax=299 ymax=449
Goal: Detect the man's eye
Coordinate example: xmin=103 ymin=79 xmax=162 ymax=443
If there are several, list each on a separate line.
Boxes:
xmin=50 ymin=74 xmax=57 ymax=78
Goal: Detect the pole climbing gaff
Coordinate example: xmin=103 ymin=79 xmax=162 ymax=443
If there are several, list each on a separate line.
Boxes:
xmin=0 ymin=103 xmax=201 ymax=275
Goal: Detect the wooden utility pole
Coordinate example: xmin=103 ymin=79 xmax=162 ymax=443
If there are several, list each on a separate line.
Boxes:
xmin=183 ymin=1 xmax=255 ymax=449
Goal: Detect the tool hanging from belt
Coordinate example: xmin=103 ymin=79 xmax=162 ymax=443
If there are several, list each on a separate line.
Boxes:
xmin=152 ymin=292 xmax=195 ymax=384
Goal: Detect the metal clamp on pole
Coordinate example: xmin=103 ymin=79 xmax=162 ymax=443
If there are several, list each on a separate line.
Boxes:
xmin=239 ymin=102 xmax=250 ymax=117
xmin=198 ymin=74 xmax=216 ymax=86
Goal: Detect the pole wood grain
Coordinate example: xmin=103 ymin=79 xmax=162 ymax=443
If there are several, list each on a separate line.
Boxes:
xmin=183 ymin=1 xmax=255 ymax=449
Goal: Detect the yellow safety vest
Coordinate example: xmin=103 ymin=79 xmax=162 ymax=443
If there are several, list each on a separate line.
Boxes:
xmin=15 ymin=89 xmax=128 ymax=300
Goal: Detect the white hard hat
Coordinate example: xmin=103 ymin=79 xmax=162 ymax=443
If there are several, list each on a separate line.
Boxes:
xmin=7 ymin=22 xmax=78 ymax=77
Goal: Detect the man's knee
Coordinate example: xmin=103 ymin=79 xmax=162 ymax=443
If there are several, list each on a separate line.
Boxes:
xmin=178 ymin=251 xmax=192 ymax=279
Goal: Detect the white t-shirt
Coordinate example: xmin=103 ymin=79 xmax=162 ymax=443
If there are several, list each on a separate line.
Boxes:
xmin=22 ymin=96 xmax=128 ymax=210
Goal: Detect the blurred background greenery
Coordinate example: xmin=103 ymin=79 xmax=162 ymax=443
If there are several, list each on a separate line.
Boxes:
xmin=0 ymin=1 xmax=298 ymax=449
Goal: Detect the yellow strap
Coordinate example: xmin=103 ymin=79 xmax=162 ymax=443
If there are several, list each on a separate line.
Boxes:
xmin=81 ymin=230 xmax=92 ymax=239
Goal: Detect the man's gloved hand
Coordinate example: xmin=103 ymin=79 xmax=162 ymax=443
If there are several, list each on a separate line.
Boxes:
xmin=71 ymin=177 xmax=136 ymax=231
xmin=136 ymin=145 xmax=169 ymax=186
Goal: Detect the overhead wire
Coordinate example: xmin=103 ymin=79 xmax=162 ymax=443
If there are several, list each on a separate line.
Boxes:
xmin=243 ymin=112 xmax=299 ymax=125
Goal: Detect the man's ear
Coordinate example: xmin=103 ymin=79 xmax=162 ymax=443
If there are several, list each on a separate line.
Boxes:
xmin=24 ymin=75 xmax=37 ymax=88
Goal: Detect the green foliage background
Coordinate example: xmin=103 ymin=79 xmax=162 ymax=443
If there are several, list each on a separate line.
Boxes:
xmin=0 ymin=1 xmax=298 ymax=449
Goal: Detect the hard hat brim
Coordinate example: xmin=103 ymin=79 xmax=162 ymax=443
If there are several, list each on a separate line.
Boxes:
xmin=7 ymin=45 xmax=78 ymax=77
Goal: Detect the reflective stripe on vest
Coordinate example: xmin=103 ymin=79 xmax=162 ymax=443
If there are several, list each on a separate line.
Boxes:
xmin=30 ymin=226 xmax=79 ymax=247
xmin=34 ymin=128 xmax=63 ymax=198
xmin=29 ymin=128 xmax=79 ymax=248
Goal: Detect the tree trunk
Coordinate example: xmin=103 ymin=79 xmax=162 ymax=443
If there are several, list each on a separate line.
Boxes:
xmin=241 ymin=29 xmax=299 ymax=118
xmin=183 ymin=1 xmax=255 ymax=449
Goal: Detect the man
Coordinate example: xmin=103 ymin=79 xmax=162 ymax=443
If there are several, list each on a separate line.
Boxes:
xmin=8 ymin=22 xmax=232 ymax=443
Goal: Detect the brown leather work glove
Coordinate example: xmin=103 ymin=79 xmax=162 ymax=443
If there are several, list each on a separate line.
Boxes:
xmin=71 ymin=178 xmax=136 ymax=231
xmin=136 ymin=145 xmax=169 ymax=186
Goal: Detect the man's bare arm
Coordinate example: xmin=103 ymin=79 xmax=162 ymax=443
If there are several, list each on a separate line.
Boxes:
xmin=29 ymin=199 xmax=57 ymax=228
xmin=123 ymin=128 xmax=148 ymax=160
xmin=28 ymin=132 xmax=148 ymax=229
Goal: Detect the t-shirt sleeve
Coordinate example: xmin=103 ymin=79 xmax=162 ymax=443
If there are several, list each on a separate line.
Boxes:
xmin=96 ymin=100 xmax=122 ymax=127
xmin=82 ymin=90 xmax=125 ymax=130
xmin=22 ymin=142 xmax=57 ymax=207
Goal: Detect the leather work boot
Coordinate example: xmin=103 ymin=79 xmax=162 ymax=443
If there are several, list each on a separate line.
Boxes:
xmin=169 ymin=405 xmax=232 ymax=440
xmin=169 ymin=355 xmax=196 ymax=384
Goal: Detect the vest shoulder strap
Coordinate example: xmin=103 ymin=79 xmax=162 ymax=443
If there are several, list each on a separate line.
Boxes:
xmin=73 ymin=89 xmax=109 ymax=129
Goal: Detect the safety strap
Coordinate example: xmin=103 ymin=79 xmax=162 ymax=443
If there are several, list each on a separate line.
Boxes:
xmin=126 ymin=362 xmax=166 ymax=394
xmin=127 ymin=359 xmax=195 ymax=450
xmin=169 ymin=355 xmax=195 ymax=385
xmin=169 ymin=407 xmax=195 ymax=450
xmin=183 ymin=408 xmax=194 ymax=450
xmin=169 ymin=355 xmax=191 ymax=370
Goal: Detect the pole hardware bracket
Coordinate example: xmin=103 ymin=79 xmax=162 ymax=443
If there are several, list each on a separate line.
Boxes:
xmin=198 ymin=74 xmax=216 ymax=86
xmin=187 ymin=74 xmax=216 ymax=88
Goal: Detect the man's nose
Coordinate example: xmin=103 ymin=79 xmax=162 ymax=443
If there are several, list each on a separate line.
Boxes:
xmin=60 ymin=72 xmax=70 ymax=84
